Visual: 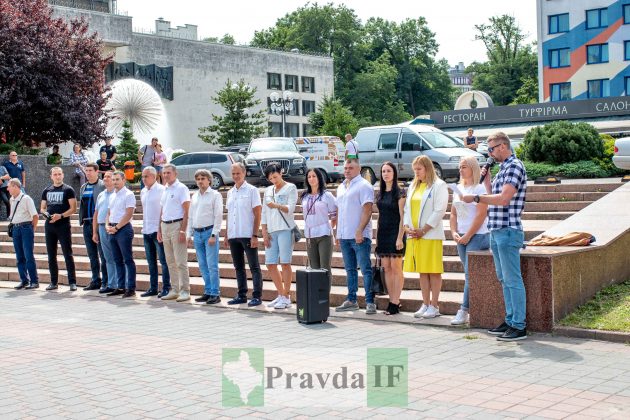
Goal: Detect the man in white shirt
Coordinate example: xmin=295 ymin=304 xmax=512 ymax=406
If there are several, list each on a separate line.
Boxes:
xmin=335 ymin=159 xmax=375 ymax=314
xmin=344 ymin=133 xmax=359 ymax=160
xmin=105 ymin=171 xmax=137 ymax=298
xmin=224 ymin=162 xmax=263 ymax=307
xmin=187 ymin=169 xmax=223 ymax=304
xmin=140 ymin=166 xmax=171 ymax=298
xmin=8 ymin=178 xmax=39 ymax=290
xmin=158 ymin=164 xmax=191 ymax=302
xmin=92 ymin=171 xmax=118 ymax=294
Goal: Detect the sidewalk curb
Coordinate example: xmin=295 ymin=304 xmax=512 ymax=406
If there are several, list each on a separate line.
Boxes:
xmin=553 ymin=326 xmax=630 ymax=344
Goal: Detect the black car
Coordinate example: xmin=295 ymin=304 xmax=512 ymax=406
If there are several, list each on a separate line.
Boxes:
xmin=244 ymin=137 xmax=307 ymax=187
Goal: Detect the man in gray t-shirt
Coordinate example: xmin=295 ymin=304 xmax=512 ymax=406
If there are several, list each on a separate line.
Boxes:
xmin=138 ymin=137 xmax=158 ymax=188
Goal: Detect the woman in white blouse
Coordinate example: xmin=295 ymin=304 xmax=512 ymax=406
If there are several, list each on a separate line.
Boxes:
xmin=449 ymin=156 xmax=489 ymax=325
xmin=261 ymin=163 xmax=298 ymax=310
xmin=301 ymin=168 xmax=337 ymax=282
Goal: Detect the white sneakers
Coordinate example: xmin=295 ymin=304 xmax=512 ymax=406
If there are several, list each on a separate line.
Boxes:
xmin=161 ymin=291 xmax=179 ymax=301
xmin=267 ymin=296 xmax=281 ymax=307
xmin=176 ymin=291 xmax=190 ymax=302
xmin=274 ymin=296 xmax=291 ymax=309
xmin=451 ymin=309 xmax=469 ymax=325
xmin=422 ymin=305 xmax=441 ymax=319
xmin=413 ymin=304 xmax=428 ymax=318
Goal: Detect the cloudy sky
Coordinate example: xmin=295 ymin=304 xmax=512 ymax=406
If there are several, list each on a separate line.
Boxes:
xmin=117 ymin=0 xmax=537 ymax=66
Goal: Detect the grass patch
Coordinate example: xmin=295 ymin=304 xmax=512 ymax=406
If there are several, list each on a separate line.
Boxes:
xmin=463 ymin=334 xmax=479 ymax=340
xmin=559 ymin=280 xmax=630 ymax=332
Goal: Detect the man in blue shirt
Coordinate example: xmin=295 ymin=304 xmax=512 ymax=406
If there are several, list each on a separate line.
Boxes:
xmin=79 ymin=163 xmax=106 ymax=290
xmin=4 ymin=151 xmax=26 ymax=190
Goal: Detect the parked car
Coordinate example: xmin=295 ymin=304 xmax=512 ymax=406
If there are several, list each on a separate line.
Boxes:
xmin=244 ymin=137 xmax=308 ymax=187
xmin=294 ymin=136 xmax=345 ymax=183
xmin=220 ymin=143 xmax=250 ymax=154
xmin=613 ymin=137 xmax=630 ymax=170
xmin=355 ymin=122 xmax=485 ymax=183
xmin=170 ymin=151 xmax=243 ymax=189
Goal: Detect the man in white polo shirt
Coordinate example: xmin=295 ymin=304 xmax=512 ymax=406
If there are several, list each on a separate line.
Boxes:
xmin=224 ymin=162 xmax=263 ymax=307
xmin=8 ymin=178 xmax=39 ymax=290
xmin=336 ymin=158 xmax=375 ymax=314
xmin=105 ymin=171 xmax=137 ymax=298
xmin=187 ymin=169 xmax=223 ymax=304
xmin=158 ymin=164 xmax=191 ymax=302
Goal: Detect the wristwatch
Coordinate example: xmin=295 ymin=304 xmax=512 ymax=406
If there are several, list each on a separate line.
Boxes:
xmin=473 ymin=195 xmax=480 ymax=203
xmin=211 ymin=234 xmax=216 ymax=238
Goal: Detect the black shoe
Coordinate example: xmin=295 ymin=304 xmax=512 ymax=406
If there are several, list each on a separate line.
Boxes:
xmin=497 ymin=327 xmax=527 ymax=342
xmin=14 ymin=283 xmax=27 ymax=290
xmin=206 ymin=295 xmax=221 ymax=304
xmin=122 ymin=290 xmax=136 ymax=298
xmin=227 ymin=296 xmax=247 ymax=305
xmin=107 ymin=289 xmax=124 ymax=296
xmin=83 ymin=283 xmax=101 ymax=291
xmin=99 ymin=287 xmax=115 ymax=294
xmin=487 ymin=322 xmax=510 ymax=336
xmin=46 ymin=284 xmax=58 ymax=291
xmin=140 ymin=290 xmax=158 ymax=297
xmin=195 ymin=294 xmax=211 ymax=302
xmin=248 ymin=298 xmax=262 ymax=307
xmin=69 ymin=284 xmax=77 ymax=291
xmin=25 ymin=283 xmax=40 ymax=290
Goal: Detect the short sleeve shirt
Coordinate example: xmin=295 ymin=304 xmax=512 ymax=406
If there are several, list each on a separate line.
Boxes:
xmin=140 ymin=145 xmax=157 ymax=167
xmin=95 ymin=190 xmax=114 ymax=224
xmin=108 ymin=187 xmax=136 ymax=224
xmin=336 ymin=176 xmax=374 ymax=240
xmin=346 ymin=140 xmax=359 ymax=157
xmin=100 ymin=144 xmax=117 ymax=160
xmin=160 ymin=180 xmax=190 ymax=221
xmin=226 ymin=181 xmax=262 ymax=239
xmin=41 ymin=184 xmax=75 ymax=216
xmin=0 ymin=166 xmax=8 ymax=188
xmin=97 ymin=159 xmax=115 ymax=173
xmin=10 ymin=193 xmax=38 ymax=224
xmin=488 ymin=154 xmax=527 ymax=231
xmin=4 ymin=160 xmax=25 ymax=180
xmin=302 ymin=191 xmax=337 ymax=238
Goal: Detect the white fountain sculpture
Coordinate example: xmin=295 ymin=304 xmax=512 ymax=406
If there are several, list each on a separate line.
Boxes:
xmin=105 ymin=79 xmax=164 ymax=135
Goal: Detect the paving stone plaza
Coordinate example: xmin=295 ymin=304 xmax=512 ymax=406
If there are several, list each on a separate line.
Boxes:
xmin=1 ymin=286 xmax=629 ymax=419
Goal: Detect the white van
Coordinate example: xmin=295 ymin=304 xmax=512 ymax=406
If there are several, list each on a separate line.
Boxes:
xmin=294 ymin=136 xmax=345 ymax=183
xmin=355 ymin=122 xmax=485 ymax=183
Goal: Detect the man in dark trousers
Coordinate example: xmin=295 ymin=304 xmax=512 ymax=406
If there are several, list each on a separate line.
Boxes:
xmin=40 ymin=167 xmax=77 ymax=291
xmin=79 ymin=163 xmax=106 ymax=291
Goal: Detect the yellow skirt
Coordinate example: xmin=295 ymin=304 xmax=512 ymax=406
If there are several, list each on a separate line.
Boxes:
xmin=403 ymin=238 xmax=444 ymax=273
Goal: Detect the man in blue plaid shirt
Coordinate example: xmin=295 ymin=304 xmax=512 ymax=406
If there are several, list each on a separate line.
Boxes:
xmin=463 ymin=132 xmax=527 ymax=341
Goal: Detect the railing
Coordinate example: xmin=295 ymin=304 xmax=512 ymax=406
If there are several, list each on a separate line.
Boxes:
xmin=48 ymin=0 xmax=128 ymax=16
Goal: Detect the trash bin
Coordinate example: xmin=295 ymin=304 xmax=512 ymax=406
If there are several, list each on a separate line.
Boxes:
xmin=124 ymin=161 xmax=136 ymax=181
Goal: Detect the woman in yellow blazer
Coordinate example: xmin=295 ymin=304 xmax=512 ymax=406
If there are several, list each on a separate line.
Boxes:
xmin=403 ymin=155 xmax=449 ymax=319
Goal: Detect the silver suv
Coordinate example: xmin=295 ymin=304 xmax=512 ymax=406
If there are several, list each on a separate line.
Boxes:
xmin=170 ymin=151 xmax=243 ymax=189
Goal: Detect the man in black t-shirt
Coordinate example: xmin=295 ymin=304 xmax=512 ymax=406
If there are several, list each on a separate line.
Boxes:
xmin=100 ymin=138 xmax=118 ymax=167
xmin=96 ymin=151 xmax=116 ymax=178
xmin=40 ymin=167 xmax=78 ymax=291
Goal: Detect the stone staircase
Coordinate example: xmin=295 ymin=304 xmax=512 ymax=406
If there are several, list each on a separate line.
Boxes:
xmin=0 ymin=181 xmax=622 ymax=315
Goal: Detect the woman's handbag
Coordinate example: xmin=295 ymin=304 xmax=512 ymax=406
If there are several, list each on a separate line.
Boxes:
xmin=371 ymin=257 xmax=388 ymax=296
xmin=7 ymin=196 xmax=24 ymax=238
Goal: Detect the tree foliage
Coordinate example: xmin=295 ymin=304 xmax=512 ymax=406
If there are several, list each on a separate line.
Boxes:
xmin=116 ymin=120 xmax=140 ymax=165
xmin=0 ymin=0 xmax=111 ymax=147
xmin=308 ymin=96 xmax=358 ymax=139
xmin=202 ymin=34 xmax=236 ymax=45
xmin=521 ymin=121 xmax=604 ymax=165
xmin=467 ymin=15 xmax=538 ymax=106
xmin=198 ymin=79 xmax=267 ymax=147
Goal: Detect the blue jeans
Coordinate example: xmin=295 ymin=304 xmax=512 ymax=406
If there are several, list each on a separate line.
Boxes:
xmin=110 ymin=224 xmax=136 ymax=290
xmin=456 ymin=233 xmax=490 ymax=311
xmin=340 ymin=238 xmax=374 ymax=304
xmin=193 ymin=229 xmax=220 ymax=296
xmin=490 ymin=227 xmax=526 ymax=330
xmin=99 ymin=224 xmax=117 ymax=289
xmin=82 ymin=221 xmax=104 ymax=285
xmin=13 ymin=224 xmax=38 ymax=285
xmin=143 ymin=232 xmax=171 ymax=294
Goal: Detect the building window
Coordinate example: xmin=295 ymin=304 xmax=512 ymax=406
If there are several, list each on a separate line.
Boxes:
xmin=586 ymin=8 xmax=608 ymax=29
xmin=302 ymin=76 xmax=315 ymax=93
xmin=549 ymin=48 xmax=570 ymax=68
xmin=302 ymin=124 xmax=312 ymax=136
xmin=550 ymin=83 xmax=571 ymax=101
xmin=625 ymin=4 xmax=630 ymax=24
xmin=302 ymin=100 xmax=316 ymax=116
xmin=267 ymin=73 xmax=281 ymax=90
xmin=549 ymin=13 xmax=569 ymax=34
xmin=285 ymin=75 xmax=298 ymax=91
xmin=586 ymin=44 xmax=609 ymax=64
xmin=286 ymin=123 xmax=300 ymax=137
xmin=269 ymin=122 xmax=282 ymax=137
xmin=587 ymin=79 xmax=610 ymax=98
xmin=287 ymin=99 xmax=299 ymax=116
xmin=626 ymin=41 xmax=630 ymax=60
xmin=625 ymin=77 xmax=630 ymax=95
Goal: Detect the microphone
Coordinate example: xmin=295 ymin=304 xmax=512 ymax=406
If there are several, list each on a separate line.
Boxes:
xmin=480 ymin=158 xmax=495 ymax=183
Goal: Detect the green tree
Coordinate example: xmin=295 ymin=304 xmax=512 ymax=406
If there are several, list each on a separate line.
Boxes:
xmin=308 ymin=96 xmax=358 ymax=139
xmin=467 ymin=15 xmax=538 ymax=106
xmin=511 ymin=76 xmax=538 ymax=105
xmin=202 ymin=33 xmax=236 ymax=45
xmin=198 ymin=79 xmax=267 ymax=147
xmin=116 ymin=120 xmax=140 ymax=166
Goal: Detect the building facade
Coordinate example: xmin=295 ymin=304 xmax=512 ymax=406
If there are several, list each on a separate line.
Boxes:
xmin=537 ymin=0 xmax=630 ymax=102
xmin=448 ymin=62 xmax=473 ymax=100
xmin=49 ymin=2 xmax=334 ymax=153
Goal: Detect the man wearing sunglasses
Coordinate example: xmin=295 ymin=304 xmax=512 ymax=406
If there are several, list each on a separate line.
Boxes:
xmin=462 ymin=132 xmax=527 ymax=342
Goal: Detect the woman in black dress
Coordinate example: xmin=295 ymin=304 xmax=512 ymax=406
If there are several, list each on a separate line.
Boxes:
xmin=375 ymin=162 xmax=406 ymax=315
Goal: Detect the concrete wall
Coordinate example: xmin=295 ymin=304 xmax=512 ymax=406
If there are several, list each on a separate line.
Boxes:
xmin=51 ymin=5 xmax=132 ymax=46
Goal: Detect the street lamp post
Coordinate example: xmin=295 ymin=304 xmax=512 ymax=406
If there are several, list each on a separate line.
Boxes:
xmin=269 ymin=90 xmax=294 ymax=137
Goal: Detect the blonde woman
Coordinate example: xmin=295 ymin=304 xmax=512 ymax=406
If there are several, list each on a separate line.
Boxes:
xmin=403 ymin=155 xmax=449 ymax=319
xmin=449 ymin=156 xmax=489 ymax=325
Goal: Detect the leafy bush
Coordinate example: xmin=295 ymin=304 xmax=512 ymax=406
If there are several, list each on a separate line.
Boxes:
xmin=593 ymin=134 xmax=626 ymax=175
xmin=171 ymin=151 xmax=186 ymax=160
xmin=0 ymin=142 xmax=42 ymax=156
xmin=521 ymin=121 xmax=604 ymax=164
xmin=522 ymin=161 xmax=556 ymax=178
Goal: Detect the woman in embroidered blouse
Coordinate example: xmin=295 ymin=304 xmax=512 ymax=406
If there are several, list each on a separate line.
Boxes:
xmin=70 ymin=143 xmax=88 ymax=186
xmin=301 ymin=168 xmax=337 ymax=282
xmin=152 ymin=143 xmax=167 ymax=184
